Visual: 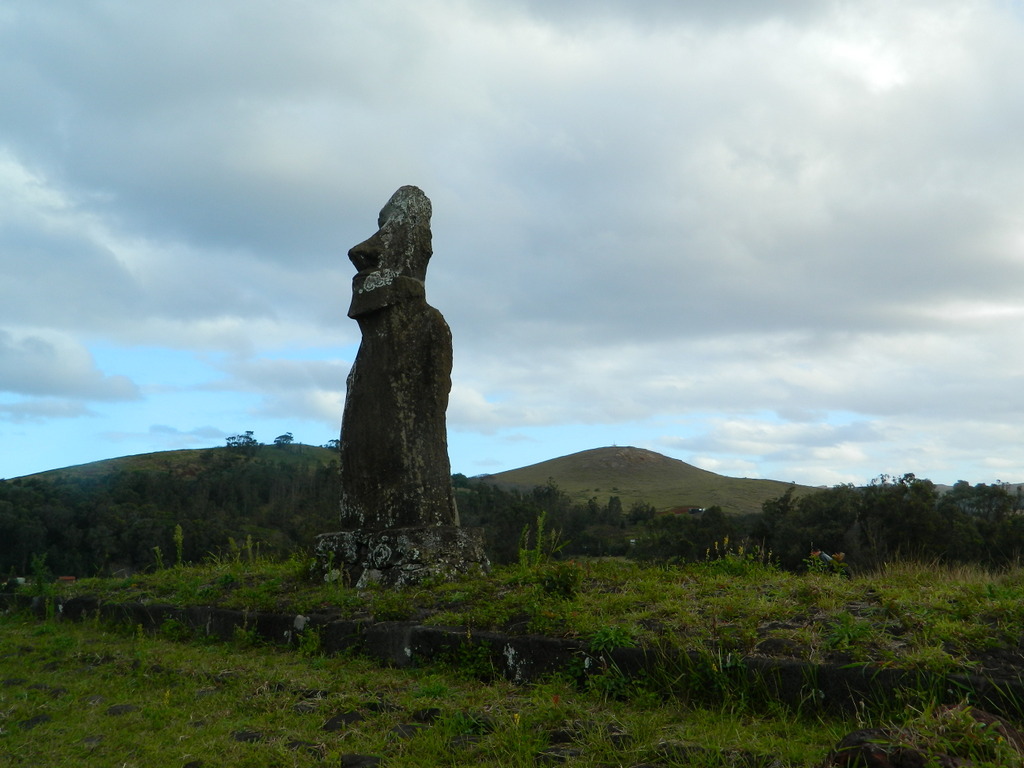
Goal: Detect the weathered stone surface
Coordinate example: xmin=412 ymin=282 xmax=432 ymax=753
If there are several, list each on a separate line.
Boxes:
xmin=315 ymin=526 xmax=489 ymax=589
xmin=317 ymin=185 xmax=488 ymax=587
xmin=105 ymin=704 xmax=140 ymax=716
xmin=19 ymin=714 xmax=52 ymax=730
xmin=411 ymin=707 xmax=441 ymax=723
xmin=35 ymin=593 xmax=1024 ymax=733
xmin=338 ymin=185 xmax=458 ymax=531
xmin=285 ymin=740 xmax=322 ymax=758
xmin=316 ymin=618 xmax=369 ymax=655
xmin=323 ymin=710 xmax=364 ymax=732
xmin=339 ymin=755 xmax=382 ymax=768
xmin=825 ymin=729 xmax=943 ymax=767
xmin=391 ymin=722 xmax=429 ymax=740
xmin=361 ymin=620 xmax=418 ymax=667
xmin=407 ymin=626 xmax=584 ymax=683
xmin=231 ymin=729 xmax=264 ymax=743
xmin=62 ymin=595 xmax=100 ymax=620
xmin=825 ymin=708 xmax=1024 ymax=767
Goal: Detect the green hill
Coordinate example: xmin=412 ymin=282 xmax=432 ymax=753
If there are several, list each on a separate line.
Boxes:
xmin=19 ymin=444 xmax=810 ymax=517
xmin=478 ymin=446 xmax=812 ymax=515
xmin=19 ymin=443 xmax=338 ymax=482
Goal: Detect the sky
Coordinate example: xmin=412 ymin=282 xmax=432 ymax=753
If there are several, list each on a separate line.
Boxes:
xmin=2 ymin=0 xmax=1024 ymax=488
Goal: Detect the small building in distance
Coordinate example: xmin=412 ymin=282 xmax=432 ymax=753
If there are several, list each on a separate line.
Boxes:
xmin=664 ymin=506 xmax=705 ymax=516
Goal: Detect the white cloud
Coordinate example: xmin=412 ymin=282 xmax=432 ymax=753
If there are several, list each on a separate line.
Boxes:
xmin=148 ymin=424 xmax=223 ymax=439
xmin=101 ymin=423 xmax=225 ymax=444
xmin=0 ymin=399 xmax=95 ymax=423
xmin=202 ymin=355 xmax=349 ymax=425
xmin=0 ymin=330 xmax=139 ymax=401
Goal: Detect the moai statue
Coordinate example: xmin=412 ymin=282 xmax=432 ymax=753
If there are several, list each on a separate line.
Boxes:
xmin=315 ymin=186 xmax=489 ymax=588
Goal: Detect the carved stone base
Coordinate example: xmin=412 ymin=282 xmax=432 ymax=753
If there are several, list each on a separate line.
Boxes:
xmin=314 ymin=526 xmax=489 ymax=589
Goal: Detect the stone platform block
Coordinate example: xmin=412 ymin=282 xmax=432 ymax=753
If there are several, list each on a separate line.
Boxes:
xmin=315 ymin=526 xmax=489 ymax=589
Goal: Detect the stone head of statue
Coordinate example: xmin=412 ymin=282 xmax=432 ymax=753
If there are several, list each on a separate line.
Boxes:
xmin=348 ymin=186 xmax=433 ymax=308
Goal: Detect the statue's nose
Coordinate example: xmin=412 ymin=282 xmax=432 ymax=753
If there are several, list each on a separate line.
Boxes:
xmin=348 ymin=231 xmax=383 ymax=271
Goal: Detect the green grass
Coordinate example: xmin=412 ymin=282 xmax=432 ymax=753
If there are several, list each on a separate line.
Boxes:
xmin=54 ymin=550 xmax=1024 ymax=677
xmin=10 ymin=550 xmax=1024 ymax=765
xmin=0 ymin=611 xmax=848 ymax=767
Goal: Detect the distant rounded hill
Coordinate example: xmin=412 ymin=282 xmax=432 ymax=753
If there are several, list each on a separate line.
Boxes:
xmin=15 ymin=444 xmax=811 ymax=517
xmin=477 ymin=446 xmax=811 ymax=515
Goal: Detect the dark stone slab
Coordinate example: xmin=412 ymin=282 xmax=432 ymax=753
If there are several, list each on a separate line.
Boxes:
xmin=316 ymin=526 xmax=488 ymax=589
xmin=537 ymin=746 xmax=584 ymax=763
xmin=339 ymin=755 xmax=382 ymax=768
xmin=202 ymin=607 xmax=247 ymax=641
xmin=361 ymin=621 xmax=418 ymax=667
xmin=27 ymin=591 xmax=1024 ymax=723
xmin=408 ymin=625 xmax=584 ymax=683
xmin=295 ymin=688 xmax=330 ymax=699
xmin=323 ymin=710 xmax=364 ymax=732
xmin=362 ymin=699 xmax=399 ymax=713
xmin=105 ymin=704 xmax=140 ymax=715
xmin=252 ymin=612 xmax=302 ymax=645
xmin=411 ymin=707 xmax=441 ymax=723
xmin=61 ymin=595 xmax=100 ymax=620
xmin=825 ymin=708 xmax=1024 ymax=767
xmin=98 ymin=601 xmax=183 ymax=632
xmin=285 ymin=739 xmax=323 ymax=758
xmin=316 ymin=618 xmax=368 ymax=655
xmin=183 ymin=605 xmax=215 ymax=635
xmin=19 ymin=714 xmax=51 ymax=730
xmin=391 ymin=723 xmax=429 ymax=739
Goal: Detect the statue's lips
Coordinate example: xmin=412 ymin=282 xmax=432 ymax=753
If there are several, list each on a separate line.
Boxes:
xmin=355 ymin=268 xmax=401 ymax=295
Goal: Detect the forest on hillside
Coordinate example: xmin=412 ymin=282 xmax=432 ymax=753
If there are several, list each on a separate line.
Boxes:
xmin=0 ymin=448 xmax=342 ymax=577
xmin=2 ymin=444 xmax=1023 ymax=578
xmin=459 ymin=473 xmax=1024 ymax=571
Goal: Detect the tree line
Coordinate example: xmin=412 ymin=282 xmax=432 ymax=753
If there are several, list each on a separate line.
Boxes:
xmin=459 ymin=473 xmax=1024 ymax=572
xmin=0 ymin=447 xmax=342 ymax=577
xmin=749 ymin=474 xmax=1024 ymax=571
xmin=3 ymin=451 xmax=1022 ymax=577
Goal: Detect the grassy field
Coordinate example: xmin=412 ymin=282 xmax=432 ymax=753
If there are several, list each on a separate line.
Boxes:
xmin=50 ymin=547 xmax=1024 ymax=679
xmin=6 ymin=548 xmax=1024 ymax=766
xmin=1 ymin=608 xmax=847 ymax=767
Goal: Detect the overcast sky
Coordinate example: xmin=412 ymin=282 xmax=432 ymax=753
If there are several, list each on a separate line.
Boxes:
xmin=2 ymin=0 xmax=1023 ymax=487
